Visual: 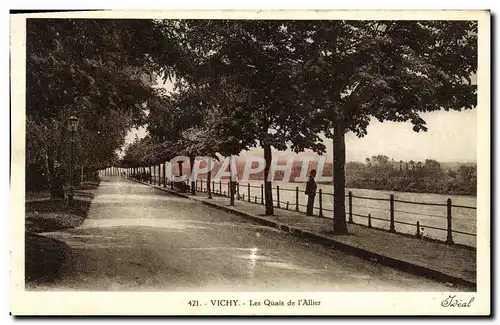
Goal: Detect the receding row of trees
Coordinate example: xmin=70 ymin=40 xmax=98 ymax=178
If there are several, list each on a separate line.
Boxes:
xmin=27 ymin=19 xmax=477 ymax=234
xmin=26 ymin=19 xmax=160 ymax=194
xmin=345 ymin=156 xmax=476 ymax=195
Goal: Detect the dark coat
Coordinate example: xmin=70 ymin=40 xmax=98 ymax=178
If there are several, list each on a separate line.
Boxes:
xmin=305 ymin=178 xmax=317 ymax=196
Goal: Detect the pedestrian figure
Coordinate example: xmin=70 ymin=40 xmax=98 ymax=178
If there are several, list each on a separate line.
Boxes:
xmin=305 ymin=169 xmax=317 ymax=216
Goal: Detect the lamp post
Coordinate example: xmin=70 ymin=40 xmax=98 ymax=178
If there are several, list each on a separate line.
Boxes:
xmin=67 ymin=116 xmax=79 ymax=206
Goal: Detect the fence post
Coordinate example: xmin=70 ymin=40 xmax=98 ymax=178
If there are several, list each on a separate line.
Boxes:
xmin=248 ymin=183 xmax=251 ymax=202
xmin=295 ymin=186 xmax=299 ymax=211
xmin=219 ymin=180 xmax=222 ymax=195
xmin=228 ymin=181 xmax=230 ymax=198
xmin=286 ymin=201 xmax=289 ymax=210
xmin=212 ymin=181 xmax=215 ymax=195
xmin=319 ymin=189 xmax=323 ymax=217
xmin=368 ymin=213 xmax=372 ymax=228
xmin=255 ymin=195 xmax=257 ymax=203
xmin=276 ymin=186 xmax=280 ymax=208
xmin=261 ymin=184 xmax=264 ymax=205
xmin=446 ymin=198 xmax=454 ymax=245
xmin=348 ymin=191 xmax=353 ymax=223
xmin=416 ymin=221 xmax=422 ymax=239
xmin=200 ymin=179 xmax=203 ymax=192
xmin=149 ymin=166 xmax=152 ymax=184
xmin=389 ymin=194 xmax=395 ymax=232
xmin=237 ymin=182 xmax=240 ymax=199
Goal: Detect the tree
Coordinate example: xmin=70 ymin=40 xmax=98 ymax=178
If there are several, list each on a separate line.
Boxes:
xmin=289 ymin=20 xmax=477 ymax=233
xmin=178 ymin=127 xmax=222 ymax=198
xmin=422 ymin=159 xmax=444 ymax=180
xmin=149 ymin=20 xmax=326 ymax=215
xmin=136 ymin=19 xmax=476 ymax=223
xmin=26 ymin=19 xmax=159 ymax=196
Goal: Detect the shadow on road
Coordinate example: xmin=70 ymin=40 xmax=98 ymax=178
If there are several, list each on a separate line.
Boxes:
xmin=25 ymin=233 xmax=72 ymax=285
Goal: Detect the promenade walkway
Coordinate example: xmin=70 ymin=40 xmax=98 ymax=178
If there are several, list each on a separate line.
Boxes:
xmin=136 ymin=179 xmax=476 ymax=287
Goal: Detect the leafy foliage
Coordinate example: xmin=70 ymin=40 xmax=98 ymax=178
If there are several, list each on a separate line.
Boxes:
xmin=26 ymin=19 xmax=160 ymax=192
xmin=346 ymin=156 xmax=476 ymax=195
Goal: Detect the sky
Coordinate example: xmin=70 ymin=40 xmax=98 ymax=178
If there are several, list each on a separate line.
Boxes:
xmin=125 ymin=108 xmax=477 ymax=163
xmin=125 ymin=75 xmax=477 ymax=164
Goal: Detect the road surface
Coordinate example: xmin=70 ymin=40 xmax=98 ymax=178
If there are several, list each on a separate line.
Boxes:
xmin=31 ymin=177 xmax=468 ymax=291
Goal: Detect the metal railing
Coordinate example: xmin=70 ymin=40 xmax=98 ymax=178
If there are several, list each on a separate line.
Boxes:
xmin=103 ymin=165 xmax=477 ymax=248
xmin=191 ymin=178 xmax=477 ymax=247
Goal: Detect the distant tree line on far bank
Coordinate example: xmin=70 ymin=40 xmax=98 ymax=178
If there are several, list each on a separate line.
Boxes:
xmin=178 ymin=154 xmax=476 ymax=196
xmin=344 ymin=155 xmax=476 ymax=196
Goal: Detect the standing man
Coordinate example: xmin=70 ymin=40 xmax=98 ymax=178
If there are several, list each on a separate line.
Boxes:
xmin=305 ymin=169 xmax=317 ymax=216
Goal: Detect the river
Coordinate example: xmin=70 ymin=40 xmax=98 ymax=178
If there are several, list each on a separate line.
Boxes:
xmin=234 ymin=181 xmax=476 ymax=248
xmin=149 ymin=171 xmax=477 ymax=248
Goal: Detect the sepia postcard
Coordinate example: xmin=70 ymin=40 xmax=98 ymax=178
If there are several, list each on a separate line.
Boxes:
xmin=10 ymin=10 xmax=490 ymax=316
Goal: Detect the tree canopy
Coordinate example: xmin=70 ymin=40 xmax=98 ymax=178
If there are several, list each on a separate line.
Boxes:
xmin=26 ymin=19 xmax=161 ymax=193
xmin=26 ymin=18 xmax=477 ymax=228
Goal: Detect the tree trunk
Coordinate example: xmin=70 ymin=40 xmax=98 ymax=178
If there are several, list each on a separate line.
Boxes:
xmin=190 ymin=155 xmax=196 ymax=195
xmin=333 ymin=122 xmax=348 ymax=234
xmin=229 ymin=156 xmax=235 ymax=205
xmin=47 ymin=145 xmax=64 ymax=198
xmin=49 ymin=126 xmax=67 ymax=198
xmin=207 ymin=169 xmax=212 ymax=199
xmin=263 ymin=143 xmax=274 ymax=215
xmin=48 ymin=155 xmax=64 ymax=198
xmin=177 ymin=161 xmax=183 ymax=176
xmin=207 ymin=158 xmax=212 ymax=199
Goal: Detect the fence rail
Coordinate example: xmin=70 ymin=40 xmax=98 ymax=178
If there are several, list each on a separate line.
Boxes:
xmin=100 ymin=166 xmax=477 ymax=248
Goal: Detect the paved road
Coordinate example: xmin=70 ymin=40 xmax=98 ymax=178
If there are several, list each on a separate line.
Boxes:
xmin=33 ymin=177 xmax=467 ymax=291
